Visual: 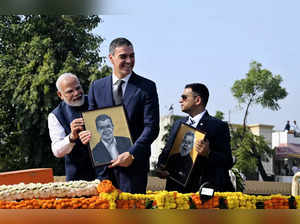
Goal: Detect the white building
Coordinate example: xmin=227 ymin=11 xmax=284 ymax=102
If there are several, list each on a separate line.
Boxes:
xmin=150 ymin=115 xmax=179 ymax=169
xmin=272 ymin=131 xmax=300 ymax=147
xmin=272 ymin=131 xmax=300 ymax=182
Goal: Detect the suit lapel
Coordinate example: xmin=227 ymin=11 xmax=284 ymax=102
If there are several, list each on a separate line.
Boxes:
xmin=104 ymin=76 xmax=114 ymax=106
xmin=115 ymin=137 xmax=121 ymax=154
xmin=182 ymin=116 xmax=189 ymax=124
xmin=94 ymin=141 xmax=112 ymax=163
xmin=123 ymin=72 xmax=138 ymax=107
xmin=196 ymin=111 xmax=210 ymax=132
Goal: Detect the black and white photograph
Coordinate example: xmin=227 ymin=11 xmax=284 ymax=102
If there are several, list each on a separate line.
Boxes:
xmin=82 ymin=105 xmax=133 ymax=167
xmin=165 ymin=123 xmax=205 ymax=187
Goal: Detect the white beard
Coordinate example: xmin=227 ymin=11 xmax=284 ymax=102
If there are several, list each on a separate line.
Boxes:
xmin=65 ymin=95 xmax=85 ymax=107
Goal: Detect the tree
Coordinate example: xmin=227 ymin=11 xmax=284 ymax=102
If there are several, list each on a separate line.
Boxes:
xmin=214 ymin=110 xmax=224 ymax=120
xmin=231 ymin=61 xmax=287 ymax=132
xmin=231 ymin=61 xmax=287 ymax=180
xmin=0 ymin=15 xmax=111 ymax=174
xmin=231 ymin=127 xmax=274 ymax=180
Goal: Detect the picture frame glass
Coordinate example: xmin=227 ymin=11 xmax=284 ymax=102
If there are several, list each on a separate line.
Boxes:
xmin=165 ymin=123 xmax=205 ymax=187
xmin=82 ymin=105 xmax=133 ymax=167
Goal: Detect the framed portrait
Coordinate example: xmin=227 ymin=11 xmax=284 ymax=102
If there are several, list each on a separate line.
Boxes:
xmin=82 ymin=105 xmax=133 ymax=167
xmin=165 ymin=123 xmax=205 ymax=187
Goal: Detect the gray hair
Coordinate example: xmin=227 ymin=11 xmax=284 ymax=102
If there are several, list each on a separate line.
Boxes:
xmin=109 ymin=37 xmax=133 ymax=55
xmin=56 ymin=73 xmax=79 ymax=91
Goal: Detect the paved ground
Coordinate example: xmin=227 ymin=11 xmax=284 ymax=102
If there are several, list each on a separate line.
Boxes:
xmin=146 ymin=176 xmax=166 ymax=191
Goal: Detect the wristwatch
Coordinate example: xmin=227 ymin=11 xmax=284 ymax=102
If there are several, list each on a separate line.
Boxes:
xmin=69 ymin=134 xmax=76 ymax=143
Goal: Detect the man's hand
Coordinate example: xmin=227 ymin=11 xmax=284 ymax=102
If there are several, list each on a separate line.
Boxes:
xmin=153 ymin=167 xmax=170 ymax=179
xmin=69 ymin=118 xmax=85 ymax=142
xmin=109 ymin=152 xmax=134 ymax=168
xmin=195 ymin=139 xmax=210 ymax=158
xmin=78 ymin=130 xmax=91 ymax=145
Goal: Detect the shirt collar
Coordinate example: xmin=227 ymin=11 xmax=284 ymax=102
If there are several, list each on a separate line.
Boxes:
xmin=112 ymin=73 xmax=132 ymax=85
xmin=188 ymin=109 xmax=206 ymax=126
xmin=101 ymin=137 xmax=116 ymax=148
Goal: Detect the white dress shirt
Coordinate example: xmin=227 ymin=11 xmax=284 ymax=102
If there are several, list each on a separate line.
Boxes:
xmin=112 ymin=73 xmax=131 ymax=96
xmin=48 ymin=113 xmax=75 ymax=158
xmin=101 ymin=138 xmax=119 ymax=160
xmin=187 ymin=110 xmax=207 ymax=128
xmin=291 ymin=122 xmax=300 ymax=132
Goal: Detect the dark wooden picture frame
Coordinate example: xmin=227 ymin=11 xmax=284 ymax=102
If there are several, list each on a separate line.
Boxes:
xmin=82 ymin=105 xmax=133 ymax=167
xmin=165 ymin=123 xmax=205 ymax=187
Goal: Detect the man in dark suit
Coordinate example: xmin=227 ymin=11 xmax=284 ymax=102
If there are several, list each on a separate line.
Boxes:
xmin=157 ymin=83 xmax=234 ymax=193
xmin=79 ymin=38 xmax=160 ymax=193
xmin=166 ymin=131 xmax=194 ymax=186
xmin=92 ymin=114 xmax=132 ymax=165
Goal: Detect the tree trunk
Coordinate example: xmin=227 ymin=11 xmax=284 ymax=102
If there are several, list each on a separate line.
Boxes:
xmin=251 ymin=144 xmax=274 ymax=181
xmin=242 ymin=98 xmax=253 ymax=135
xmin=256 ymin=155 xmax=274 ymax=181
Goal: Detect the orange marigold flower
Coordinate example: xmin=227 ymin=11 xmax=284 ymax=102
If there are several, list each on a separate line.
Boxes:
xmin=97 ymin=179 xmax=116 ymax=193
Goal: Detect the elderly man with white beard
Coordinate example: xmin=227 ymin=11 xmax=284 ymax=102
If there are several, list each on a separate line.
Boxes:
xmin=48 ymin=73 xmax=96 ymax=181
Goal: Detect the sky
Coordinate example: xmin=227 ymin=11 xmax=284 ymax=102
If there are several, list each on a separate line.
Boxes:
xmin=93 ymin=0 xmax=300 ymax=131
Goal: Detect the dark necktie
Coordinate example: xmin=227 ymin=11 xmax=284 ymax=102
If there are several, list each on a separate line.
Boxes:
xmin=188 ymin=118 xmax=195 ymax=126
xmin=113 ymin=79 xmax=124 ymax=105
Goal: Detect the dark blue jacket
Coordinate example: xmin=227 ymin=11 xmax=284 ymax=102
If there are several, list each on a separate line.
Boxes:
xmin=158 ymin=111 xmax=234 ymax=193
xmin=88 ymin=72 xmax=160 ymax=193
xmin=92 ymin=136 xmax=132 ymax=166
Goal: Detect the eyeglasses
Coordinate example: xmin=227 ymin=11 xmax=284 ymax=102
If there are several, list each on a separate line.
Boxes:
xmin=181 ymin=94 xmax=199 ymax=100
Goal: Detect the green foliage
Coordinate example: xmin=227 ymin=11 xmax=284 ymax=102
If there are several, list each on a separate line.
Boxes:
xmin=232 ymin=61 xmax=287 ymax=109
xmin=161 ymin=123 xmax=173 ymax=145
xmin=231 ymin=127 xmax=274 ymax=179
xmin=0 ymin=15 xmax=110 ymax=174
xmin=230 ymin=168 xmax=246 ymax=192
xmin=214 ymin=110 xmax=224 ymax=120
xmin=231 ymin=61 xmax=287 ymax=127
xmin=230 ymin=61 xmax=286 ymax=180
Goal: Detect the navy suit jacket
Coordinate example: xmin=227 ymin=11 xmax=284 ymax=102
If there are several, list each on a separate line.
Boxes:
xmin=92 ymin=136 xmax=132 ymax=166
xmin=88 ymin=72 xmax=160 ymax=173
xmin=158 ymin=111 xmax=234 ymax=192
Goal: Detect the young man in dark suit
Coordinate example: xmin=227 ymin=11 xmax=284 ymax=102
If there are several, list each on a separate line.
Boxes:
xmin=156 ymin=83 xmax=234 ymax=193
xmin=79 ymin=38 xmax=160 ymax=193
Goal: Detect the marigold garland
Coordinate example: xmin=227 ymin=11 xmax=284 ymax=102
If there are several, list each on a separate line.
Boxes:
xmin=0 ymin=179 xmax=300 ymax=209
xmin=0 ymin=196 xmax=109 ymax=209
xmin=97 ymin=179 xmax=116 ymax=193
